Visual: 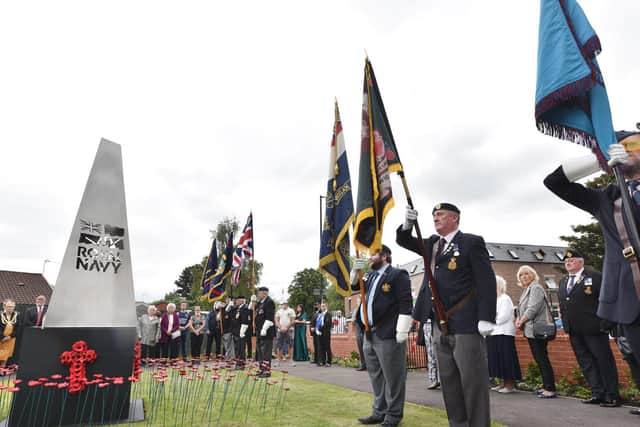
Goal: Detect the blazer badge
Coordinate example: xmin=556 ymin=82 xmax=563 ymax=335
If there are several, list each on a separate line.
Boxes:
xmin=381 ymin=283 xmax=392 ymax=293
xmin=448 ymin=257 xmax=457 ymax=271
xmin=584 ymin=276 xmax=593 ymax=295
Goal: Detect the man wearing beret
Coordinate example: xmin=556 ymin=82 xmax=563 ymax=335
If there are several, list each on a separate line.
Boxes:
xmin=544 ymin=134 xmax=640 ymax=416
xmin=559 ymin=249 xmax=620 ymax=407
xmin=398 ymin=203 xmax=496 ymax=427
xmin=255 ymin=286 xmax=276 ymax=377
xmin=352 ymin=244 xmax=413 ymax=427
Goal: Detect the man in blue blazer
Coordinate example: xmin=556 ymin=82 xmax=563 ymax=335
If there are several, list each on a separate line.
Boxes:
xmin=397 ymin=203 xmax=496 ymax=427
xmin=544 ymin=136 xmax=640 ymax=372
xmin=353 ymin=245 xmax=413 ymax=427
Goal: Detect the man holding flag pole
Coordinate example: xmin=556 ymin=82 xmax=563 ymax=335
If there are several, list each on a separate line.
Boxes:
xmin=348 ymin=58 xmax=413 ymax=427
xmin=538 ymin=0 xmax=640 ymax=410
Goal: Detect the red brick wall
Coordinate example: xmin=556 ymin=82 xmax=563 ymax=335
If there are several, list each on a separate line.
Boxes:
xmin=312 ymin=326 xmax=632 ymax=385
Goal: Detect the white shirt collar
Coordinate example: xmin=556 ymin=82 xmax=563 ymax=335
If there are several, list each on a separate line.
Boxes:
xmin=439 ymin=229 xmax=459 ymax=244
xmin=570 ymin=268 xmax=584 ymax=281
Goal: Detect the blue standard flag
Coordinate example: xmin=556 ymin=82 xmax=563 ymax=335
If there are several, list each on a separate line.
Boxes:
xmin=535 ymin=0 xmax=616 ymax=167
xmin=319 ymin=101 xmax=355 ymax=296
xmin=200 ymin=239 xmax=218 ymax=299
xmin=205 ymin=232 xmax=234 ymax=302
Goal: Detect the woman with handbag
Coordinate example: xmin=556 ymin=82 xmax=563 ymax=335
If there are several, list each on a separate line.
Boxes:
xmin=0 ymin=299 xmax=20 ymax=367
xmin=515 ymin=265 xmax=557 ymax=398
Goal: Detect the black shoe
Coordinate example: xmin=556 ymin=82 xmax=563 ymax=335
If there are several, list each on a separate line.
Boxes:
xmin=630 ymin=408 xmax=640 ymax=415
xmin=600 ymin=399 xmax=621 ymax=408
xmin=356 ymin=366 xmax=367 ymax=371
xmin=380 ymin=421 xmax=399 ymax=427
xmin=581 ymin=397 xmax=603 ymax=404
xmin=427 ymin=382 xmax=440 ymax=390
xmin=357 ymin=415 xmax=385 ymax=425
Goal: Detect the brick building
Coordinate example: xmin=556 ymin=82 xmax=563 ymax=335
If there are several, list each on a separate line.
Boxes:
xmin=0 ymin=270 xmax=53 ymax=314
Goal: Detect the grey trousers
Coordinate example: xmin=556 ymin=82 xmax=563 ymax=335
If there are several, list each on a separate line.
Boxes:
xmin=434 ymin=328 xmax=490 ymax=427
xmin=222 ymin=332 xmax=235 ymax=359
xmin=363 ymin=334 xmax=407 ymax=424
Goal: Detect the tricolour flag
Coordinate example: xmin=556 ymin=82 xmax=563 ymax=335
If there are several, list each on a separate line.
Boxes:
xmin=535 ymin=0 xmax=616 ymax=167
xmin=319 ymin=101 xmax=355 ymax=296
xmin=354 ymin=58 xmax=403 ymax=253
xmin=204 ymin=233 xmax=234 ymax=302
xmin=200 ymin=239 xmax=218 ymax=298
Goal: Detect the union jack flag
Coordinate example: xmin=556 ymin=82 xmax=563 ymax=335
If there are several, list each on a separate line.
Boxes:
xmin=231 ymin=246 xmax=243 ymax=286
xmin=237 ymin=213 xmax=253 ymax=259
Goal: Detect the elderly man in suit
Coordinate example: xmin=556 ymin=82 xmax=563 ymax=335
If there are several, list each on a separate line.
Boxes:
xmin=558 ymin=249 xmax=620 ymax=407
xmin=398 ymin=203 xmax=496 ymax=427
xmin=353 ymin=245 xmax=413 ymax=427
xmin=24 ymin=295 xmax=47 ymax=327
xmin=544 ymin=135 xmax=640 ymax=399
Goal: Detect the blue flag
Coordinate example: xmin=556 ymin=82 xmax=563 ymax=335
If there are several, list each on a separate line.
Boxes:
xmin=200 ymin=239 xmax=218 ymax=299
xmin=205 ymin=233 xmax=234 ymax=302
xmin=535 ymin=0 xmax=616 ymax=168
xmin=319 ymin=101 xmax=355 ymax=297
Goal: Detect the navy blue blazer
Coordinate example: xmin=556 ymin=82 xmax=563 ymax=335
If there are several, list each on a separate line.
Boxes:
xmin=558 ymin=269 xmax=605 ymax=335
xmin=355 ymin=265 xmax=413 ymax=340
xmin=544 ymin=167 xmax=640 ymax=324
xmin=397 ymin=226 xmax=497 ymax=334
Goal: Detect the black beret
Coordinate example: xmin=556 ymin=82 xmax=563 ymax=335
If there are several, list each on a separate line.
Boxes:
xmin=432 ymin=203 xmax=460 ymax=215
xmin=235 ymin=295 xmax=246 ymax=300
xmin=563 ymin=249 xmax=584 ymax=260
xmin=257 ymin=286 xmax=269 ymax=292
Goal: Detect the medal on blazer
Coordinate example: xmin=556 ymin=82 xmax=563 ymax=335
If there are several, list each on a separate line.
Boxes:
xmin=452 ymin=243 xmax=460 ymax=257
xmin=584 ymin=276 xmax=593 ymax=295
xmin=381 ymin=283 xmax=391 ymax=293
xmin=448 ymin=257 xmax=457 ymax=270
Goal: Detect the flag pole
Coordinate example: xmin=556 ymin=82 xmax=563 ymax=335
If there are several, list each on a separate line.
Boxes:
xmin=613 ymin=166 xmax=640 ymax=261
xmin=397 ymin=170 xmax=449 ymax=335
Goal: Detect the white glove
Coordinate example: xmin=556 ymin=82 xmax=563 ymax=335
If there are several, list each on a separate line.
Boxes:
xmin=350 ymin=258 xmax=367 ymax=284
xmin=316 ymin=329 xmax=322 ymax=336
xmin=260 ymin=320 xmax=273 ymax=337
xmin=608 ymin=143 xmax=631 ymax=168
xmin=560 ymin=154 xmax=601 ymax=182
xmin=477 ymin=320 xmax=494 ymax=337
xmin=240 ymin=324 xmax=248 ymax=338
xmin=403 ymin=207 xmax=418 ymax=231
xmin=225 ymin=301 xmax=234 ymax=312
xmin=395 ymin=314 xmax=412 ymax=344
xmin=250 ymin=295 xmax=257 ymax=303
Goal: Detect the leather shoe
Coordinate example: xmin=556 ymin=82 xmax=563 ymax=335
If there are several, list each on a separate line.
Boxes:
xmin=427 ymin=382 xmax=440 ymax=390
xmin=581 ymin=397 xmax=602 ymax=404
xmin=630 ymin=408 xmax=640 ymax=415
xmin=357 ymin=415 xmax=384 ymax=425
xmin=356 ymin=366 xmax=367 ymax=371
xmin=600 ymin=399 xmax=621 ymax=408
xmin=380 ymin=421 xmax=399 ymax=427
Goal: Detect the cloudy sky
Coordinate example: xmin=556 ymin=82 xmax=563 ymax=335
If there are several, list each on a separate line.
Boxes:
xmin=1 ymin=1 xmax=639 ymax=302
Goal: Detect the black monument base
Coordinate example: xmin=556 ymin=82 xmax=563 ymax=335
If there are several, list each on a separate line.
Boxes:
xmin=8 ymin=327 xmax=137 ymax=427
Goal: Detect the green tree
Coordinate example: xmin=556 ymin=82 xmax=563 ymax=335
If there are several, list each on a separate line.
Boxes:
xmin=559 ymin=173 xmax=614 ymax=270
xmin=215 ymin=217 xmax=239 ymax=253
xmin=173 ymin=264 xmax=202 ymax=298
xmin=288 ymin=268 xmax=328 ymax=315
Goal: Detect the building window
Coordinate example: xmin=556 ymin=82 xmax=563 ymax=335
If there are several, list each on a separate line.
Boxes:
xmin=487 ymin=248 xmax=494 ymax=258
xmin=533 ymin=249 xmax=545 ymax=261
xmin=544 ymin=276 xmax=560 ymax=320
xmin=555 ymin=252 xmax=564 ymax=261
xmin=410 ymin=264 xmax=417 ymax=274
xmin=507 ymin=249 xmax=519 ymax=259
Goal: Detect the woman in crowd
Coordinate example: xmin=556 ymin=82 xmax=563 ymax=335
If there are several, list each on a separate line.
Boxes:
xmin=189 ymin=305 xmax=206 ymax=361
xmin=159 ymin=303 xmax=181 ymax=360
xmin=0 ymin=299 xmax=19 ymax=367
xmin=138 ymin=305 xmax=160 ymax=360
xmin=487 ymin=276 xmax=521 ymax=394
xmin=515 ymin=265 xmax=557 ymax=398
xmin=293 ymin=304 xmax=309 ymax=362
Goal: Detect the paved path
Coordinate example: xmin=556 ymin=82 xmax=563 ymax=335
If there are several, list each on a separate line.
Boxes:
xmin=282 ymin=361 xmax=637 ymax=427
